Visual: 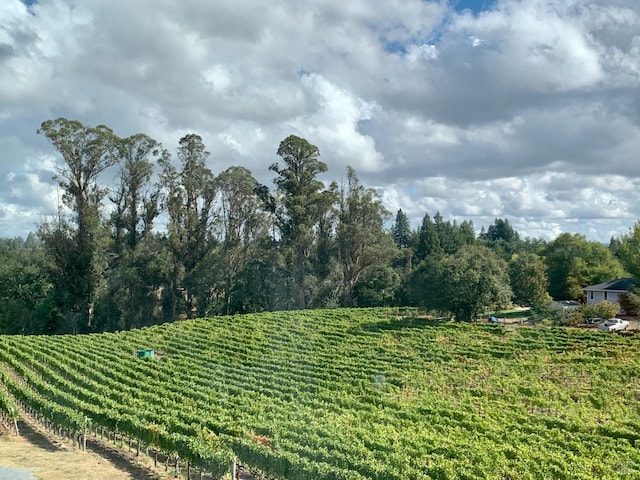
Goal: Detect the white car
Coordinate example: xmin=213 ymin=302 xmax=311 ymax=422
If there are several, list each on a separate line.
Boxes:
xmin=598 ymin=318 xmax=629 ymax=332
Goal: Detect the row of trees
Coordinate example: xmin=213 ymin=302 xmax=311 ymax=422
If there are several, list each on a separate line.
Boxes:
xmin=0 ymin=117 xmax=638 ymax=334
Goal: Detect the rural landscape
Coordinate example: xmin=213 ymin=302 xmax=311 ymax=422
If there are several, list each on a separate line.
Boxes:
xmin=3 ymin=0 xmax=640 ymax=477
xmin=1 ymin=117 xmax=640 ymax=478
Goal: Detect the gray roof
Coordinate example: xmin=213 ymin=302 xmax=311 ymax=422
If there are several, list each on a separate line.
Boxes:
xmin=583 ymin=278 xmax=636 ymax=292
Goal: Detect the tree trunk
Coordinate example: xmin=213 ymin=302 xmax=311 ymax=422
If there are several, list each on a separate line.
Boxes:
xmin=342 ymin=267 xmax=355 ymax=307
xmin=296 ymin=244 xmax=306 ymax=309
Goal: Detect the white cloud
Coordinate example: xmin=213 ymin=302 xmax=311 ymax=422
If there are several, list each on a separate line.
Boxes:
xmin=455 ymin=0 xmax=605 ymax=92
xmin=291 ymin=73 xmax=383 ymax=173
xmin=1 ymin=0 xmax=640 ymax=242
xmin=202 ymin=64 xmax=232 ymax=93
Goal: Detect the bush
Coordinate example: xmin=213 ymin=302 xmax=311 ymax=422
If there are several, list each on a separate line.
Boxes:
xmin=529 ymin=303 xmax=571 ymax=326
xmin=579 ymin=301 xmax=620 ymax=322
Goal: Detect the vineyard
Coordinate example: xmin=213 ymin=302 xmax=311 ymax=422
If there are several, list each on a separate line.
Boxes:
xmin=1 ymin=308 xmax=640 ymax=479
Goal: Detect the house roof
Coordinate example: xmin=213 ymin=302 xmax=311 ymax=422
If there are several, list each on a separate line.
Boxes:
xmin=583 ymin=278 xmax=636 ymax=292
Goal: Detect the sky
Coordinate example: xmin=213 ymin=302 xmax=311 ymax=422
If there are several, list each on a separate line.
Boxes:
xmin=2 ymin=0 xmax=640 ymax=242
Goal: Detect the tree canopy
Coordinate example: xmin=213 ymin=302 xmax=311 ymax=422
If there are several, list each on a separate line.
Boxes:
xmin=541 ymin=233 xmax=625 ymax=300
xmin=270 ymin=135 xmax=332 ymax=309
xmin=2 ymin=117 xmax=636 ymax=333
xmin=616 ymin=221 xmax=640 ymax=280
xmin=414 ymin=245 xmax=512 ymax=322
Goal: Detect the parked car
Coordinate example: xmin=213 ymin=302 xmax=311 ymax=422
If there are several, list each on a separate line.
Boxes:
xmin=598 ymin=318 xmax=629 ymax=332
xmin=488 ymin=316 xmax=503 ymax=323
xmin=582 ymin=317 xmax=602 ymax=325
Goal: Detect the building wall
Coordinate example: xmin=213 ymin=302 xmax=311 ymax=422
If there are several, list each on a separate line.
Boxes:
xmin=585 ymin=290 xmax=622 ymax=305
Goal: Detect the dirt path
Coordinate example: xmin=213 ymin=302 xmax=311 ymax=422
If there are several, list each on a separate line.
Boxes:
xmin=0 ymin=418 xmax=171 ymax=480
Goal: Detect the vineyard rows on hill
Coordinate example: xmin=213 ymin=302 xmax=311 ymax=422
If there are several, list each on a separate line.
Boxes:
xmin=1 ymin=308 xmax=640 ymax=479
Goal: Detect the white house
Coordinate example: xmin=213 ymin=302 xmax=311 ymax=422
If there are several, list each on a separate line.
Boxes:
xmin=583 ymin=278 xmax=636 ymax=305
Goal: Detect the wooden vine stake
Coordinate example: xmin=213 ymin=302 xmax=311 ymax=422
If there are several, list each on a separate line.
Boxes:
xmin=8 ymin=406 xmax=19 ymax=436
xmin=83 ymin=416 xmax=88 ymax=452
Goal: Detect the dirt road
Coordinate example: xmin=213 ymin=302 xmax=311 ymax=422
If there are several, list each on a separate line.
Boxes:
xmin=0 ymin=419 xmax=168 ymax=480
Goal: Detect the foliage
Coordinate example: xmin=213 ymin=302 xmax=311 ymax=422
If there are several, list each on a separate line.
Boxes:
xmin=413 ymin=212 xmax=474 ymax=263
xmin=579 ymin=301 xmax=620 ymax=321
xmin=37 ymin=118 xmax=118 ymax=217
xmin=413 ymin=245 xmax=512 ymax=321
xmin=483 ymin=217 xmax=518 ymax=243
xmin=541 ymin=233 xmax=625 ymax=300
xmin=528 ymin=302 xmax=581 ymax=326
xmin=6 ymin=116 xmax=640 ymax=335
xmin=608 ymin=235 xmax=622 ymax=257
xmin=37 ymin=118 xmax=119 ymax=332
xmin=616 ymin=221 xmax=640 ymax=280
xmin=433 ymin=212 xmax=458 ymax=254
xmin=160 ymin=134 xmax=217 ymax=318
xmin=97 ymin=233 xmax=171 ymax=331
xmin=1 ymin=308 xmax=640 ymax=479
xmin=391 ymin=209 xmax=412 ymax=249
xmin=211 ymin=166 xmax=269 ymax=315
xmin=101 ymin=134 xmax=164 ymax=330
xmin=508 ymin=253 xmax=552 ymax=307
xmin=307 ymin=178 xmax=339 ymax=308
xmin=479 ymin=220 xmax=549 ymax=263
xmin=0 ymin=238 xmax=51 ymax=334
xmin=337 ymin=167 xmax=395 ymax=307
xmin=228 ymin=237 xmax=296 ymax=314
xmin=270 ymin=135 xmax=332 ymax=309
xmin=456 ymin=219 xmax=476 ymax=247
xmin=352 ymin=265 xmax=400 ymax=307
xmin=413 ymin=212 xmax=441 ymax=264
xmin=619 ymin=286 xmax=640 ymax=315
xmin=109 ymin=133 xmax=162 ymax=250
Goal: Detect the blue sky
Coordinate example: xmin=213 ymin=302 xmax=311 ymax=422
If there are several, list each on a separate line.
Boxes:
xmin=2 ymin=0 xmax=640 ymax=243
xmin=452 ymin=0 xmax=496 ymax=15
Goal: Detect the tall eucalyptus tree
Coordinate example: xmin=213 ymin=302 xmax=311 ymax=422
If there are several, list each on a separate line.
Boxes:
xmin=213 ymin=166 xmax=269 ymax=314
xmin=37 ymin=118 xmax=118 ymax=331
xmin=160 ymin=134 xmax=217 ymax=318
xmin=337 ymin=167 xmax=394 ymax=307
xmin=270 ymin=135 xmax=330 ymax=309
xmin=102 ymin=133 xmax=164 ymax=330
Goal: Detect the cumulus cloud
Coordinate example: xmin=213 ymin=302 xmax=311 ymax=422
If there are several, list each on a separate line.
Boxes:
xmin=290 ymin=73 xmax=383 ymax=173
xmin=1 ymin=0 xmax=640 ymax=241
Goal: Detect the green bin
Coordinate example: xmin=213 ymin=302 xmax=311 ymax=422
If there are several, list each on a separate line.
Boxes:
xmin=137 ymin=349 xmax=155 ymax=359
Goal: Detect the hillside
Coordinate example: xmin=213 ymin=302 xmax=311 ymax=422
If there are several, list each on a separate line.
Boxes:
xmin=1 ymin=308 xmax=640 ymax=479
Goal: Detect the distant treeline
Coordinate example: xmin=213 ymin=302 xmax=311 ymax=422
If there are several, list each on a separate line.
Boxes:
xmin=1 ymin=117 xmax=639 ymax=334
